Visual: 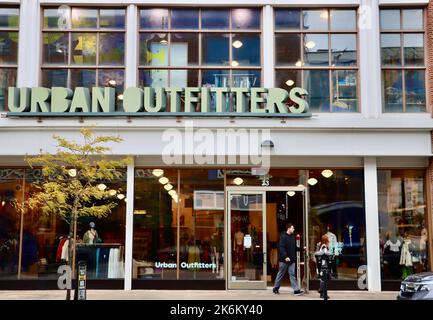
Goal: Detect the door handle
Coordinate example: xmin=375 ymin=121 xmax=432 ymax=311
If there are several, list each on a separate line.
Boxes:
xmin=263 ymin=252 xmax=267 ymax=264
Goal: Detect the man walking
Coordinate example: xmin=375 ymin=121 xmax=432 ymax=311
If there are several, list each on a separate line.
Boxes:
xmin=272 ymin=223 xmax=304 ymax=296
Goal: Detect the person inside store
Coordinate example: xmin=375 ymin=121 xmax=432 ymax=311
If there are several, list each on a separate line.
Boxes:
xmin=272 ymin=222 xmax=304 ymax=296
xmin=83 ymin=222 xmax=100 ymax=245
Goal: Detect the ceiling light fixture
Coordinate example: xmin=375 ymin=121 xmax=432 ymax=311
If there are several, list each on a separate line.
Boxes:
xmin=158 ymin=177 xmax=169 ymax=185
xmin=152 ymin=169 xmax=164 ymax=177
xmin=285 ymin=79 xmax=295 ymax=86
xmin=117 ymin=193 xmax=125 ymax=200
xmin=321 ymin=169 xmax=334 ymax=178
xmin=307 ymin=178 xmax=318 ymax=186
xmin=233 ymin=177 xmax=244 ymax=185
xmin=287 ymin=191 xmax=296 ymax=197
xmin=164 ymin=184 xmax=173 ymax=191
xmin=232 ymin=40 xmax=243 ymax=48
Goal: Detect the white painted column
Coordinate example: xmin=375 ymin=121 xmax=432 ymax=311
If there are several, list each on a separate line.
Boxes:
xmin=124 ymin=158 xmax=135 ymax=290
xmin=263 ymin=5 xmax=274 ymax=88
xmin=359 ymin=0 xmax=382 ymax=118
xmin=17 ymin=0 xmax=41 ymax=87
xmin=364 ymin=157 xmax=381 ymax=292
xmin=125 ymin=5 xmax=138 ymax=88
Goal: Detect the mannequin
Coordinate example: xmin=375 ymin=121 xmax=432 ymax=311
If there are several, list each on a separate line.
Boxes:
xmin=233 ymin=229 xmax=245 ymax=273
xmin=83 ymin=222 xmax=99 ymax=244
xmin=383 ymin=231 xmax=402 ymax=278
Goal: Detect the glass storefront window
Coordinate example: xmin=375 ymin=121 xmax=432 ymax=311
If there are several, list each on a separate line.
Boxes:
xmin=308 ymin=169 xmax=366 ymax=284
xmin=378 ymin=170 xmax=428 ymax=282
xmin=42 ymin=6 xmax=125 ymax=110
xmin=139 ymin=8 xmax=262 ymax=90
xmin=0 ymin=7 xmax=18 ymax=111
xmin=380 ymin=8 xmax=426 ymax=113
xmin=133 ymin=169 xmax=179 ymax=280
xmin=0 ymin=168 xmax=127 ymax=281
xmin=0 ymin=169 xmax=23 ymax=279
xmin=275 ymin=8 xmax=358 ymax=112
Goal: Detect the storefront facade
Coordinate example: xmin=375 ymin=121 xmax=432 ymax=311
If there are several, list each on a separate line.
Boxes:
xmin=0 ymin=0 xmax=432 ymax=292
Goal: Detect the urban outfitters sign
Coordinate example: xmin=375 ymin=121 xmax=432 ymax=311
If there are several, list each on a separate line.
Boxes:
xmin=7 ymin=86 xmax=311 ymax=117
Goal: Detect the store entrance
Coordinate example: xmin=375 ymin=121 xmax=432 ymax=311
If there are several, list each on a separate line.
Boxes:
xmin=226 ymin=186 xmax=307 ymax=290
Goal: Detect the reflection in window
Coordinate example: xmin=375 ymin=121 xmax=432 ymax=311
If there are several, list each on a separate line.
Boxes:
xmin=140 ymin=9 xmax=169 ymax=29
xmin=202 ymin=9 xmax=229 ymax=29
xmin=380 ymin=9 xmax=426 ymax=112
xmin=171 ymin=9 xmax=199 ymax=29
xmin=0 ymin=7 xmax=18 ymax=111
xmin=403 ymin=34 xmax=424 ymax=66
xmin=382 ymin=70 xmax=403 ymax=113
xmin=308 ymin=170 xmax=366 ymax=283
xmin=330 ymin=10 xmax=356 ymax=31
xmin=303 ymin=34 xmax=328 ymax=66
xmin=378 ymin=170 xmax=428 ymax=282
xmin=381 ymin=34 xmax=401 ymax=66
xmin=275 ymin=8 xmax=358 ymax=112
xmin=42 ymin=7 xmax=125 ymax=110
xmin=138 ymin=7 xmax=262 ymax=100
xmin=71 ymin=33 xmax=97 ymax=65
xmin=304 ymin=70 xmax=330 ymax=112
xmin=331 ymin=34 xmax=357 ymax=66
xmin=405 ymin=70 xmax=426 ymax=112
xmin=380 ymin=10 xmax=400 ymax=30
xmin=332 ymin=70 xmax=358 ymax=112
xmin=303 ymin=10 xmax=328 ymax=30
xmin=275 ymin=9 xmax=300 ymax=30
xmin=231 ymin=9 xmax=261 ymax=29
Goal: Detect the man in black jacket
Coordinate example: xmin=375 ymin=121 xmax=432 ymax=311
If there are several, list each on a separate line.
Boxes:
xmin=272 ymin=223 xmax=304 ymax=296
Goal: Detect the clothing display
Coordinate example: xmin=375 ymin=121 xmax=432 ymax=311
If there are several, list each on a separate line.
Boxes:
xmin=400 ymin=239 xmax=413 ymax=267
xmin=326 ymin=231 xmax=338 ymax=255
xmin=76 ymin=244 xmax=124 ymax=279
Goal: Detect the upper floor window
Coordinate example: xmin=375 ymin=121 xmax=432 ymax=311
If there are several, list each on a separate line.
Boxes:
xmin=138 ymin=8 xmax=262 ymax=112
xmin=380 ymin=8 xmax=426 ymax=112
xmin=274 ymin=8 xmax=358 ymax=112
xmin=0 ymin=7 xmax=19 ymax=111
xmin=41 ymin=7 xmax=126 ymax=108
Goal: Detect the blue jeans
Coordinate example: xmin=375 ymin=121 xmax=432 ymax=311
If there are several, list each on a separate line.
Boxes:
xmin=273 ymin=262 xmax=300 ymax=292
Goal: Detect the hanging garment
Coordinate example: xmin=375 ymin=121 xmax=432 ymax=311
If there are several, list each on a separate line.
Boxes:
xmin=61 ymin=239 xmax=69 ymax=262
xmin=56 ymin=238 xmax=67 ymax=262
xmin=400 ymin=239 xmax=413 ymax=267
xmin=385 ymin=239 xmax=401 ymax=252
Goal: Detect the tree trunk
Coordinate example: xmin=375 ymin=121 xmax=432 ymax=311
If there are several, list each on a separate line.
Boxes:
xmin=66 ymin=213 xmax=74 ymax=300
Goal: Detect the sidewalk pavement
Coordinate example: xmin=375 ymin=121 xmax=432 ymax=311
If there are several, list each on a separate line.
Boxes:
xmin=0 ymin=289 xmax=399 ymax=300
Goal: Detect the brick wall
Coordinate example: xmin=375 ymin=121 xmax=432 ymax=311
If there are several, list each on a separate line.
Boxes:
xmin=424 ymin=4 xmax=432 ymax=258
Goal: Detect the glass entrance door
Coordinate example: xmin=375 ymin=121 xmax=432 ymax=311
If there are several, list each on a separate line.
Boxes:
xmin=227 ymin=191 xmax=266 ymax=289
